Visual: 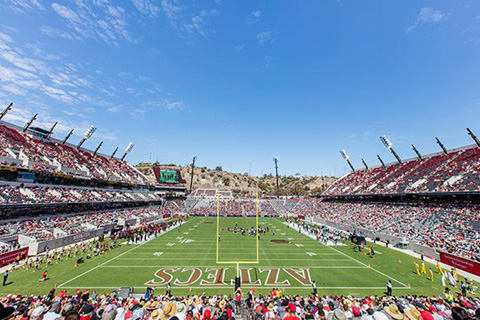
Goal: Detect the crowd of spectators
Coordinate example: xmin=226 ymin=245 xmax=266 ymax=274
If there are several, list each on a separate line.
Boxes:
xmin=0 ymin=124 xmax=148 ymax=185
xmin=0 ymin=206 xmax=164 ymax=241
xmin=280 ymin=200 xmax=480 ymax=262
xmin=0 ymin=185 xmax=159 ymax=205
xmin=188 ymin=199 xmax=280 ymax=217
xmin=325 ymin=146 xmax=480 ymax=196
xmin=1 ymin=287 xmax=479 ymax=320
xmin=183 ymin=196 xmax=480 ymax=261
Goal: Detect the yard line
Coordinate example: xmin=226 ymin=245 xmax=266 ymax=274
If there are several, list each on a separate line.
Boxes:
xmin=281 ymin=220 xmax=410 ymax=288
xmin=114 ymin=258 xmax=352 ymax=261
xmin=124 ymin=252 xmax=342 ymax=256
xmin=60 ymin=286 xmax=409 ymax=289
xmin=81 ymin=265 xmax=369 ymax=269
xmin=58 ymin=220 xmax=193 ymax=288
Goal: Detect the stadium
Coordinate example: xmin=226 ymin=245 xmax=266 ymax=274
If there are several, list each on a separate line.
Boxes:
xmin=0 ymin=2 xmax=479 ymax=320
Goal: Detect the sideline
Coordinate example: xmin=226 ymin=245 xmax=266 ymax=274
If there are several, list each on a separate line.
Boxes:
xmin=58 ymin=220 xmax=188 ymax=288
xmin=283 ymin=220 xmax=410 ymax=288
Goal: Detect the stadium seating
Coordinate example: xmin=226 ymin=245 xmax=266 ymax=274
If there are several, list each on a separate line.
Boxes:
xmin=0 ymin=206 xmax=163 ymax=241
xmin=325 ymin=145 xmax=480 ymax=195
xmin=0 ymin=123 xmax=148 ymax=185
xmin=0 ymin=185 xmax=159 ymax=205
xmin=277 ymin=200 xmax=480 ymax=261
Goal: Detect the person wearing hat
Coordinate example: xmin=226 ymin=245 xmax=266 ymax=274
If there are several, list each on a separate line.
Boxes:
xmin=327 ymin=308 xmax=347 ymax=320
xmin=163 ymin=302 xmax=177 ymax=320
xmin=405 ymin=308 xmax=421 ymax=320
xmin=265 ymin=304 xmax=275 ymax=319
xmin=44 ymin=302 xmax=62 ymax=320
xmin=31 ymin=307 xmax=47 ymax=320
xmin=385 ymin=305 xmax=404 ymax=320
xmin=150 ymin=309 xmax=164 ymax=320
xmin=175 ymin=303 xmax=186 ymax=320
xmin=103 ymin=305 xmax=118 ymax=320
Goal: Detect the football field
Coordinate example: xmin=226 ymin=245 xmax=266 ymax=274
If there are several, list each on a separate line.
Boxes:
xmin=1 ymin=217 xmax=474 ymax=297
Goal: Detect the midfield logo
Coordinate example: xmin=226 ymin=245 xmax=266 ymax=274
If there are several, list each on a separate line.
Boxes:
xmin=145 ymin=267 xmax=312 ymax=286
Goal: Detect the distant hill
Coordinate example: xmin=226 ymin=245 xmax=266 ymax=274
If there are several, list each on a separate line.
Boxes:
xmin=135 ymin=163 xmax=336 ymax=197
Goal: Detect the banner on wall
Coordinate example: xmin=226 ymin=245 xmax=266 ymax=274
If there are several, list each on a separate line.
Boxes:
xmin=0 ymin=247 xmax=28 ymax=267
xmin=439 ymin=251 xmax=480 ymax=276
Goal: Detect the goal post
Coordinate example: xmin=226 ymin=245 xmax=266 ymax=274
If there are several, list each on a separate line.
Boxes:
xmin=215 ymin=193 xmax=260 ymax=265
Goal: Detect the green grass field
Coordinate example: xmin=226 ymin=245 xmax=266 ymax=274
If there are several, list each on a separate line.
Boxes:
xmin=1 ymin=217 xmax=477 ymax=297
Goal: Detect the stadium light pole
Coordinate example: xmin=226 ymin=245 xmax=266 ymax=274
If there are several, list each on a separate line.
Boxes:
xmin=0 ymin=103 xmax=13 ymax=121
xmin=23 ymin=113 xmax=38 ymax=132
xmin=121 ymin=143 xmax=135 ymax=161
xmin=273 ymin=157 xmax=280 ymax=198
xmin=380 ymin=135 xmax=401 ymax=164
xmin=412 ymin=144 xmax=422 ymax=160
xmin=467 ymin=128 xmax=480 ymax=147
xmin=47 ymin=122 xmax=58 ymax=139
xmin=361 ymin=158 xmax=368 ymax=170
xmin=77 ymin=126 xmax=96 ymax=149
xmin=62 ymin=129 xmax=74 ymax=145
xmin=110 ymin=147 xmax=119 ymax=159
xmin=340 ymin=150 xmax=355 ymax=172
xmin=435 ymin=137 xmax=448 ymax=154
xmin=377 ymin=155 xmax=385 ymax=167
xmin=189 ymin=156 xmax=197 ymax=194
xmin=93 ymin=141 xmax=103 ymax=156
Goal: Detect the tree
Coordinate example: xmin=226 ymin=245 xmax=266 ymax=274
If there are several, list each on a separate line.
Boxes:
xmin=215 ymin=166 xmax=223 ymax=172
xmin=222 ymin=176 xmax=230 ymax=186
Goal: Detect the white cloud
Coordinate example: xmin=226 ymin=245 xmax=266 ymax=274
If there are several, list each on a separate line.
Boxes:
xmin=52 ymin=3 xmax=81 ymax=23
xmin=142 ymin=99 xmax=186 ymax=111
xmin=48 ymin=2 xmax=133 ymax=46
xmin=0 ymin=32 xmax=14 ymax=43
xmin=43 ymin=86 xmax=74 ymax=104
xmin=40 ymin=26 xmax=80 ymax=41
xmin=406 ymin=7 xmax=448 ymax=33
xmin=256 ymin=31 xmax=273 ymax=45
xmin=6 ymin=0 xmax=44 ymax=14
xmin=264 ymin=55 xmax=273 ymax=67
xmin=161 ymin=0 xmax=183 ymax=21
xmin=0 ymin=49 xmax=47 ymax=73
xmin=107 ymin=106 xmax=122 ymax=113
xmin=132 ymin=0 xmax=160 ymax=18
xmin=160 ymin=0 xmax=218 ymax=39
xmin=247 ymin=10 xmax=262 ymax=25
xmin=183 ymin=9 xmax=219 ymax=38
xmin=233 ymin=44 xmax=245 ymax=51
xmin=2 ymin=84 xmax=27 ymax=96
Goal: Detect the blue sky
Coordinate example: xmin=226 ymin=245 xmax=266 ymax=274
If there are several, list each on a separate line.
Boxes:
xmin=0 ymin=0 xmax=479 ymax=177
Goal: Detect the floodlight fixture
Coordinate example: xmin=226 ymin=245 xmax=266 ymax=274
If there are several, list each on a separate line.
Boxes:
xmin=77 ymin=125 xmax=97 ymax=149
xmin=380 ymin=135 xmax=401 ymax=163
xmin=339 ymin=150 xmax=355 ymax=172
xmin=121 ymin=142 xmax=135 ymax=160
